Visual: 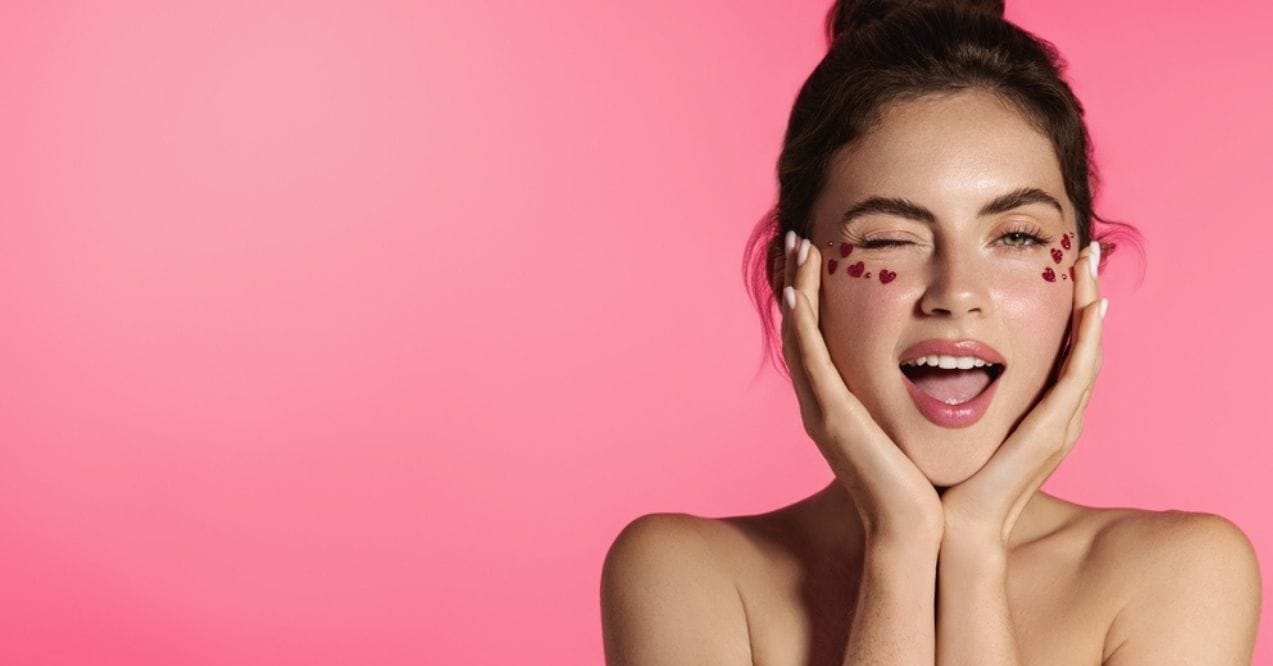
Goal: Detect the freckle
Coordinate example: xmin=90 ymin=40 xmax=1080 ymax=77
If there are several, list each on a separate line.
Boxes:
xmin=864 ymin=271 xmax=871 ymax=278
xmin=1062 ymin=274 xmax=1067 ymax=280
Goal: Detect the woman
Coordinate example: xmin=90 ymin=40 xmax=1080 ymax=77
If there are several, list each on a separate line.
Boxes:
xmin=601 ymin=1 xmax=1261 ymax=664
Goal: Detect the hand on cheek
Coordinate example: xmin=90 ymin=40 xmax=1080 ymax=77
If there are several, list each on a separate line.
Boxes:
xmin=938 ymin=238 xmax=1106 ymax=549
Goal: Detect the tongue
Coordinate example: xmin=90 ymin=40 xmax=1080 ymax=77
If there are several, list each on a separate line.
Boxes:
xmin=909 ymin=368 xmax=991 ymax=405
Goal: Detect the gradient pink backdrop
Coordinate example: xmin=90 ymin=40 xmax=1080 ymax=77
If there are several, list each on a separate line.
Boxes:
xmin=1 ymin=1 xmax=1269 ymax=663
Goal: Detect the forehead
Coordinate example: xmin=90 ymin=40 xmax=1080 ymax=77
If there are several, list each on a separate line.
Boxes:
xmin=822 ymin=89 xmax=1067 ymax=218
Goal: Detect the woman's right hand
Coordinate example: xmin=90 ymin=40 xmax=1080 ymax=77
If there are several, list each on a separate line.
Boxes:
xmin=779 ymin=230 xmax=944 ymax=549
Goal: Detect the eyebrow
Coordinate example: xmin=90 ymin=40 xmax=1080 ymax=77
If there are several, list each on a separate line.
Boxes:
xmin=839 ymin=187 xmax=1065 ymax=227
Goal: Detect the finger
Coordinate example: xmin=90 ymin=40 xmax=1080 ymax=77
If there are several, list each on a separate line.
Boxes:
xmin=1061 ymin=240 xmax=1102 ymax=378
xmin=782 ymin=275 xmax=848 ymax=427
xmin=781 ymin=297 xmax=822 ymax=424
xmin=1056 ymin=295 xmax=1105 ymax=406
xmin=792 ymin=234 xmax=821 ymax=322
xmin=780 ymin=233 xmax=831 ymax=425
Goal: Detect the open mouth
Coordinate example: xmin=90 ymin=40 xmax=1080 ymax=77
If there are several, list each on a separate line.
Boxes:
xmin=900 ymin=361 xmax=1005 ymax=405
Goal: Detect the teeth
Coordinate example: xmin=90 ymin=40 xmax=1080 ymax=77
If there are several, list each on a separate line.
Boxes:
xmin=901 ymin=354 xmax=997 ymax=369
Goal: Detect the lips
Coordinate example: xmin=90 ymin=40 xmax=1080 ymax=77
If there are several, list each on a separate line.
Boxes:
xmin=897 ymin=338 xmax=1006 ymax=428
xmin=898 ymin=338 xmax=1006 ymax=366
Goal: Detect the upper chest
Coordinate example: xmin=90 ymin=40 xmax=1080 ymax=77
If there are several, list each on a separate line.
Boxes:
xmin=731 ymin=517 xmax=1130 ymax=666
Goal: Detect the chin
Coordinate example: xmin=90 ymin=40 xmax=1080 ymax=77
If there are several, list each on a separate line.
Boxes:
xmin=893 ymin=426 xmax=1004 ymax=489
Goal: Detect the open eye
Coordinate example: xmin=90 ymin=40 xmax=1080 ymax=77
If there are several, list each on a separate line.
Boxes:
xmin=999 ymin=226 xmax=1051 ymax=248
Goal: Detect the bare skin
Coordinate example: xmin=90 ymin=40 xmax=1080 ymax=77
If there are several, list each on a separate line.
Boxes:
xmin=711 ymin=483 xmax=1144 ymax=665
xmin=600 ymin=89 xmax=1261 ymax=665
xmin=601 ymin=488 xmax=1259 ymax=665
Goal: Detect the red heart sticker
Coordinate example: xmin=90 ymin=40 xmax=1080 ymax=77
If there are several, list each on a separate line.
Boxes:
xmin=879 ymin=269 xmax=896 ymax=284
xmin=828 ymin=259 xmax=838 ymax=274
xmin=1042 ymin=267 xmax=1056 ymax=282
xmin=847 ymin=261 xmax=864 ymax=277
xmin=840 ymin=243 xmax=854 ymax=258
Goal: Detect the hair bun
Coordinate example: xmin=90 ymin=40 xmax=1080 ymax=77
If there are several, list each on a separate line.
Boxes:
xmin=825 ymin=0 xmax=1005 ymax=44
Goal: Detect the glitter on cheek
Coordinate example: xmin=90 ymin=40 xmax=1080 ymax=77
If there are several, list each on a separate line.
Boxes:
xmin=1042 ymin=232 xmax=1078 ymax=282
xmin=823 ymin=256 xmax=898 ymax=283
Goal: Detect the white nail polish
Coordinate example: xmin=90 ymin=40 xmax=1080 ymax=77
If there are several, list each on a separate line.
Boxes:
xmin=785 ymin=230 xmax=796 ymax=253
xmin=1088 ymin=251 xmax=1098 ymax=278
xmin=797 ymin=238 xmax=810 ymax=266
xmin=784 ymin=286 xmax=796 ymax=311
xmin=1099 ymin=298 xmax=1108 ymax=319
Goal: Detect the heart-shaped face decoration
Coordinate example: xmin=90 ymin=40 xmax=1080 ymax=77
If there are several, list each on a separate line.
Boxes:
xmin=828 ymin=259 xmax=838 ymax=274
xmin=847 ymin=261 xmax=865 ymax=277
xmin=1042 ymin=267 xmax=1056 ymax=282
xmin=1068 ymin=265 xmax=1075 ymax=281
xmin=840 ymin=243 xmax=854 ymax=258
xmin=1060 ymin=234 xmax=1071 ymax=250
xmin=879 ymin=269 xmax=896 ymax=284
xmin=1051 ymin=248 xmax=1063 ymax=264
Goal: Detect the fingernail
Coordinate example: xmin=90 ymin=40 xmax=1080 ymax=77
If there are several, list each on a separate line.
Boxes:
xmin=1088 ymin=247 xmax=1098 ymax=278
xmin=785 ymin=230 xmax=796 ymax=254
xmin=783 ymin=285 xmax=796 ymax=311
xmin=1099 ymin=297 xmax=1108 ymax=319
xmin=797 ymin=238 xmax=810 ymax=266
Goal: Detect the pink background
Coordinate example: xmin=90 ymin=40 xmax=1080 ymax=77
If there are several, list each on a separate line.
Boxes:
xmin=1 ymin=1 xmax=1269 ymax=663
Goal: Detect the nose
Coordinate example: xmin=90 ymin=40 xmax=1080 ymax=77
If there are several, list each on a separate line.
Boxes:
xmin=919 ymin=249 xmax=989 ymax=318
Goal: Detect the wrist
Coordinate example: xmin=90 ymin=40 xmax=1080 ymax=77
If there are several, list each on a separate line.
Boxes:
xmin=865 ymin=531 xmax=942 ymax=562
xmin=939 ymin=533 xmax=1008 ymax=575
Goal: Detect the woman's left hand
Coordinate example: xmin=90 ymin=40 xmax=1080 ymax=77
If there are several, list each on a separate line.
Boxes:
xmin=939 ymin=241 xmax=1107 ymax=549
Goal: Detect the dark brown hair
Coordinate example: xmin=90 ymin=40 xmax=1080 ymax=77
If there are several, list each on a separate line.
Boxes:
xmin=742 ymin=0 xmax=1144 ymax=381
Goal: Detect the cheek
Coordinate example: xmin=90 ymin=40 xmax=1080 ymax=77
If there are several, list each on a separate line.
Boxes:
xmin=1039 ymin=232 xmax=1080 ymax=283
xmin=822 ymin=241 xmax=905 ymax=289
xmin=995 ymin=251 xmax=1078 ymax=356
xmin=819 ymin=245 xmax=916 ymax=357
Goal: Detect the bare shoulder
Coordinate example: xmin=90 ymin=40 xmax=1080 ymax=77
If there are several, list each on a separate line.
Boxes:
xmin=1089 ymin=508 xmax=1262 ymax=665
xmin=600 ymin=513 xmax=753 ymax=665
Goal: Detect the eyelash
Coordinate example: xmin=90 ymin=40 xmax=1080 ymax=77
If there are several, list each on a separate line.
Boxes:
xmin=857 ymin=226 xmax=1054 ymax=250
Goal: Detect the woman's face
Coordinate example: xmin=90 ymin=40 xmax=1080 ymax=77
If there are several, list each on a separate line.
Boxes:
xmin=808 ymin=89 xmax=1080 ymax=488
